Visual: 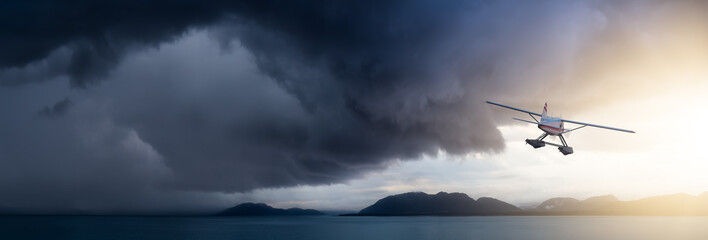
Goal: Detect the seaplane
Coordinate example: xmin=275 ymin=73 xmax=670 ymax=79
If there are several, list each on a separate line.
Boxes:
xmin=486 ymin=101 xmax=635 ymax=155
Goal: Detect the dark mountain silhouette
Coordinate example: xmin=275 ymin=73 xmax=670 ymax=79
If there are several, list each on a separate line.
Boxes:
xmin=217 ymin=203 xmax=324 ymax=216
xmin=536 ymin=195 xmax=618 ymax=211
xmin=354 ymin=192 xmax=520 ymax=216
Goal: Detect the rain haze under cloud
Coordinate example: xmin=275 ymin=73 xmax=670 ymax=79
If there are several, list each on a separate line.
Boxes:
xmin=0 ymin=0 xmax=707 ymax=213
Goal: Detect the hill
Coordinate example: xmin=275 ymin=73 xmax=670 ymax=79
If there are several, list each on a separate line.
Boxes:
xmin=354 ymin=192 xmax=520 ymax=216
xmin=599 ymin=193 xmax=708 ymax=215
xmin=216 ymin=203 xmax=324 ymax=216
xmin=531 ymin=192 xmax=708 ymax=215
xmin=536 ymin=195 xmax=618 ymax=212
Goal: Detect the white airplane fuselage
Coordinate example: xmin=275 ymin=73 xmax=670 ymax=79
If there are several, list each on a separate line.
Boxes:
xmin=539 ymin=117 xmax=564 ymax=136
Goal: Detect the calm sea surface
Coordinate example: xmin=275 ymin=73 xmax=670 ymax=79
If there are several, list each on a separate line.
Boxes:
xmin=1 ymin=216 xmax=707 ymax=240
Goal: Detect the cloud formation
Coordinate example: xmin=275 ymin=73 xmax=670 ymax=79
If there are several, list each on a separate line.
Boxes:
xmin=0 ymin=0 xmax=706 ymax=212
xmin=37 ymin=98 xmax=72 ymax=118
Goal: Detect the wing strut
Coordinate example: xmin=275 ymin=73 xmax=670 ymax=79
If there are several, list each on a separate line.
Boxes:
xmin=529 ymin=113 xmax=539 ymax=123
xmin=563 ymin=125 xmax=587 ymax=133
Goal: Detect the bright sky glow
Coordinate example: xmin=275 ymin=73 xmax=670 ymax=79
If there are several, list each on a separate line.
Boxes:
xmin=235 ymin=77 xmax=708 ymax=211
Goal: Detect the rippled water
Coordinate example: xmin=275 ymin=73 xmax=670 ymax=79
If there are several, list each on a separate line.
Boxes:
xmin=1 ymin=216 xmax=707 ymax=240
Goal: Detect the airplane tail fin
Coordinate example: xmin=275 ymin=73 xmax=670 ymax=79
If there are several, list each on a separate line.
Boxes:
xmin=542 ymin=102 xmax=548 ymax=118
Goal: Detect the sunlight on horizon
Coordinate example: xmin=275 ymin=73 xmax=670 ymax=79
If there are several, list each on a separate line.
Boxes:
xmin=248 ymin=78 xmax=708 ymax=210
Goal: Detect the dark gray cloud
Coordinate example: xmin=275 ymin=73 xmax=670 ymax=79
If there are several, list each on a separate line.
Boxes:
xmin=0 ymin=0 xmax=706 ymax=212
xmin=0 ymin=0 xmax=232 ymax=87
xmin=38 ymin=98 xmax=72 ymax=118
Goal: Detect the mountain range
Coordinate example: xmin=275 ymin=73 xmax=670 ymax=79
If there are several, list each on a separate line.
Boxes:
xmin=338 ymin=191 xmax=708 ymax=216
xmin=4 ymin=191 xmax=708 ymax=216
xmin=527 ymin=192 xmax=708 ymax=215
xmin=596 ymin=193 xmax=708 ymax=215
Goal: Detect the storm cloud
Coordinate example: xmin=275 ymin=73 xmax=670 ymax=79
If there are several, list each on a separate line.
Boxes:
xmin=0 ymin=0 xmax=706 ymax=212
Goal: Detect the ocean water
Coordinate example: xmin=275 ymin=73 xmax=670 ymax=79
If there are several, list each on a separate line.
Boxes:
xmin=1 ymin=216 xmax=707 ymax=240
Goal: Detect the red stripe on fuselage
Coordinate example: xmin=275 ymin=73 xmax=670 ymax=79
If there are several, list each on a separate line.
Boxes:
xmin=539 ymin=125 xmax=563 ymax=135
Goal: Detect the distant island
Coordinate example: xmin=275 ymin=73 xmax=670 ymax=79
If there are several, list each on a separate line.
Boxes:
xmin=340 ymin=191 xmax=708 ymax=216
xmin=216 ymin=202 xmax=324 ymax=216
xmin=346 ymin=192 xmax=520 ymax=216
xmin=534 ymin=195 xmax=619 ymax=212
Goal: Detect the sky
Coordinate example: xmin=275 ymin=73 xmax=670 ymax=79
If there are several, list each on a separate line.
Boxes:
xmin=1 ymin=0 xmax=707 ymax=214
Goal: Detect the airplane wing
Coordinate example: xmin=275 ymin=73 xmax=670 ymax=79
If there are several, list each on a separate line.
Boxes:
xmin=561 ymin=119 xmax=635 ymax=133
xmin=512 ymin=117 xmax=538 ymax=124
xmin=486 ymin=101 xmax=542 ymax=117
xmin=488 ymin=100 xmax=635 ymax=133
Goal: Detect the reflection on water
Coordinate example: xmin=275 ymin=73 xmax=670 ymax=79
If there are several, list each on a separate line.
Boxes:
xmin=1 ymin=216 xmax=707 ymax=240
